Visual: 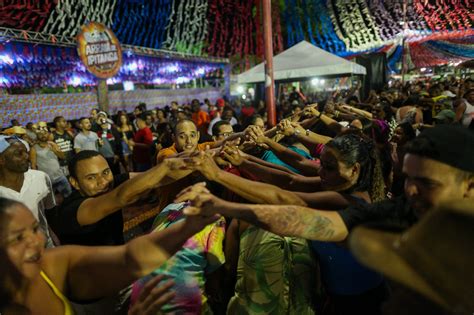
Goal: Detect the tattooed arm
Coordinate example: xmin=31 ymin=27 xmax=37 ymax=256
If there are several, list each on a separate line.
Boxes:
xmin=226 ymin=203 xmax=348 ymax=241
xmin=176 ymin=183 xmax=348 ymax=242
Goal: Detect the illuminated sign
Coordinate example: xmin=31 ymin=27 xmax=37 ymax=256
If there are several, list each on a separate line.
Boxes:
xmin=77 ymin=22 xmax=122 ymax=79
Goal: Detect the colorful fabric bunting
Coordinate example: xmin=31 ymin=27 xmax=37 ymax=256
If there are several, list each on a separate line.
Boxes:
xmin=112 ymin=0 xmax=172 ymax=49
xmin=162 ymin=0 xmax=208 ymax=54
xmin=0 ymin=0 xmax=473 ymax=69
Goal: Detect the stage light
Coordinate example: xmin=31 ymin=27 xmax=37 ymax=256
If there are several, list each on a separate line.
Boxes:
xmin=123 ymin=81 xmax=135 ymax=91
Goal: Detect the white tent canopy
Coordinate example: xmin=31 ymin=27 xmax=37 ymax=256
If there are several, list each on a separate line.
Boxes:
xmin=237 ymin=41 xmax=366 ymax=84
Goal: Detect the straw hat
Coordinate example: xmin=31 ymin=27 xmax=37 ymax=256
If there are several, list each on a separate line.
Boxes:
xmin=349 ymin=199 xmax=474 ymax=313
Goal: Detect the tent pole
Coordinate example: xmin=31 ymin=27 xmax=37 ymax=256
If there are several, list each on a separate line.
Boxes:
xmin=401 ymin=0 xmax=408 ymax=84
xmin=262 ymin=0 xmax=276 ymax=127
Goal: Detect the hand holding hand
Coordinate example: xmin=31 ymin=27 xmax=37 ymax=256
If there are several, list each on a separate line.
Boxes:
xmin=303 ymin=104 xmax=321 ymax=118
xmin=244 ymin=125 xmax=263 ymax=141
xmin=248 ymin=127 xmax=268 ymax=146
xmin=175 ymin=182 xmax=225 ymax=219
xmin=277 ymin=119 xmax=297 ymax=137
xmin=220 ymin=145 xmax=246 ymax=166
xmin=184 ymin=150 xmax=221 ymax=180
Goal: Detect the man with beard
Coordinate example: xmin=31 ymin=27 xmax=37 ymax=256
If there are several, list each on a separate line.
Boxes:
xmin=74 ymin=117 xmax=100 ymax=153
xmin=0 ymin=135 xmax=56 ymax=247
xmin=49 ymin=150 xmax=186 ymax=246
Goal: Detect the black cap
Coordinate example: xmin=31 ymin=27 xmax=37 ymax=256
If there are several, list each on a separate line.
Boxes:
xmin=416 ymin=125 xmax=474 ymax=172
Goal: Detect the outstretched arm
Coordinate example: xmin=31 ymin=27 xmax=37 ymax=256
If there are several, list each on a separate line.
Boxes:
xmin=45 ymin=214 xmax=219 ymax=301
xmin=188 ymin=153 xmax=307 ymax=206
xmin=235 ymin=157 xmax=322 ymax=193
xmin=175 ymin=183 xmax=348 ymax=241
xmin=76 ymin=158 xmax=187 ymax=225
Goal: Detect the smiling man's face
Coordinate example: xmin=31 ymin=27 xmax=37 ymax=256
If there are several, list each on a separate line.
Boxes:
xmin=70 ymin=155 xmax=114 ymax=197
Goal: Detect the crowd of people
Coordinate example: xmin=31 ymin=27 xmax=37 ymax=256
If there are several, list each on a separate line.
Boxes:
xmin=0 ymin=76 xmax=473 ymax=315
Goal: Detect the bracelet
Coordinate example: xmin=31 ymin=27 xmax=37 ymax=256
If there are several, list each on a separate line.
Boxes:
xmin=306 ymin=129 xmax=310 ymax=136
xmin=316 ymin=111 xmax=323 ymax=118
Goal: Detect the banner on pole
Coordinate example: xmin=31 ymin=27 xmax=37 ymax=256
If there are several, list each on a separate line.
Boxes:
xmin=77 ymin=22 xmax=122 ymax=79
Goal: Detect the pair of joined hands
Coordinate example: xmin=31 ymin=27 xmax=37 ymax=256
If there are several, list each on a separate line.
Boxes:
xmin=161 ymin=144 xmax=249 ymax=175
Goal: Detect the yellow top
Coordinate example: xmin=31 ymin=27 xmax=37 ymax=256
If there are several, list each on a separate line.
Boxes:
xmin=40 ymin=270 xmax=74 ymax=315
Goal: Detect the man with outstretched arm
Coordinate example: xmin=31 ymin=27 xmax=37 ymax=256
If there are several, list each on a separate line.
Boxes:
xmin=176 ymin=125 xmax=474 ymax=242
xmin=49 ymin=150 xmax=189 ymax=245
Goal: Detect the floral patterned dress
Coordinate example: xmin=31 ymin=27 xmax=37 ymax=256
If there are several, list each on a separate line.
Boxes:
xmin=227 ymin=225 xmax=319 ymax=315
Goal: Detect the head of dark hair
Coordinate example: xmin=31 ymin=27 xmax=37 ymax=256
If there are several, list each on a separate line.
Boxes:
xmin=378 ymin=101 xmax=394 ymax=121
xmin=116 ymin=113 xmax=130 ymax=127
xmin=53 ymin=116 xmax=64 ymax=126
xmin=136 ymin=113 xmax=148 ymax=122
xmin=463 ymin=88 xmax=474 ymax=98
xmin=351 ymin=117 xmax=373 ymax=137
xmin=371 ymin=120 xmax=390 ymax=145
xmin=405 ymin=134 xmax=442 ymax=161
xmin=326 ymin=133 xmax=385 ymax=201
xmin=155 ymin=122 xmax=173 ymax=148
xmin=68 ymin=150 xmax=102 ymax=179
xmin=398 ymin=122 xmax=416 ymax=141
xmin=138 ymin=103 xmax=147 ymax=111
xmin=212 ymin=120 xmax=232 ymax=136
xmin=405 ymin=134 xmax=474 ymax=182
xmin=78 ymin=117 xmax=89 ymax=124
xmin=222 ymin=106 xmax=234 ymax=113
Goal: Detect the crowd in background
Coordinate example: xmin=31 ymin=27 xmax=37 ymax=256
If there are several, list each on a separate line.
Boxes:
xmin=0 ymin=76 xmax=473 ymax=315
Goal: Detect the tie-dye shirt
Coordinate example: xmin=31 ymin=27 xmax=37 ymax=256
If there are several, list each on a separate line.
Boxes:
xmin=130 ymin=202 xmax=226 ymax=314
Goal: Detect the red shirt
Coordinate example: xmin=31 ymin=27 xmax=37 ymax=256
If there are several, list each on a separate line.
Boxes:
xmin=133 ymin=127 xmax=153 ymax=164
xmin=192 ymin=111 xmax=210 ymax=127
xmin=241 ymin=106 xmax=255 ymax=118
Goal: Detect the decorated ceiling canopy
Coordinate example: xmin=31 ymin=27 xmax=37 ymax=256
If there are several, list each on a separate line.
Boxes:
xmin=0 ymin=0 xmax=472 ymax=71
xmin=0 ymin=41 xmax=226 ymax=88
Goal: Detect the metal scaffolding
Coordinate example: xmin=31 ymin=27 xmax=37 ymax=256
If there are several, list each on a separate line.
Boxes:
xmin=0 ymin=27 xmax=229 ymax=64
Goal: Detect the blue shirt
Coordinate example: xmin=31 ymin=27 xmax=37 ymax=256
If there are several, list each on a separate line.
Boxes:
xmin=311 ymin=196 xmax=384 ymax=295
xmin=261 ymin=146 xmax=312 ymax=174
xmin=311 ymin=240 xmax=384 ymax=295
